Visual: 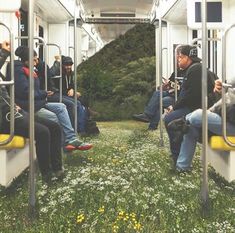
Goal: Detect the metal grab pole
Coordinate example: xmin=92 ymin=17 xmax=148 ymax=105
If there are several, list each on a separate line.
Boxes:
xmin=0 ymin=22 xmax=15 ymax=146
xmin=155 ymin=18 xmax=164 ymax=146
xmin=221 ymin=24 xmax=235 ymax=147
xmin=28 ymin=0 xmax=36 ymax=217
xmin=174 ymin=45 xmax=184 ymax=102
xmin=47 ymin=43 xmax=62 ymax=102
xmin=200 ymin=0 xmax=209 ymax=209
xmin=74 ymin=2 xmax=78 ymax=133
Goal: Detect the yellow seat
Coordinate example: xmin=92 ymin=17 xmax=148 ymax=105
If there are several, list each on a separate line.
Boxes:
xmin=0 ymin=134 xmax=25 ymax=149
xmin=210 ymin=136 xmax=235 ymax=151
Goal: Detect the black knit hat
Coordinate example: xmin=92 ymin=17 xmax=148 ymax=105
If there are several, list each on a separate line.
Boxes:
xmin=177 ymin=45 xmax=201 ymax=62
xmin=15 ymin=46 xmax=37 ymax=62
xmin=62 ymin=56 xmax=73 ymax=65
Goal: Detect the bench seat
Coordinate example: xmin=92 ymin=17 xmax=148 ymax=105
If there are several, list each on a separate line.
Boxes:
xmin=208 ymin=136 xmax=235 ymax=182
xmin=0 ymin=134 xmax=33 ymax=187
xmin=0 ymin=134 xmax=25 ymax=149
xmin=210 ymin=136 xmax=235 ymax=151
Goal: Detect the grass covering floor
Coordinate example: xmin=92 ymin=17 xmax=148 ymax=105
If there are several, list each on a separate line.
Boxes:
xmin=0 ymin=120 xmax=235 ymax=233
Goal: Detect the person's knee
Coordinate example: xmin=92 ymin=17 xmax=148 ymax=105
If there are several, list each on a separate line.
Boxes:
xmin=188 ymin=109 xmax=202 ymax=126
xmin=164 ymin=114 xmax=172 ymax=125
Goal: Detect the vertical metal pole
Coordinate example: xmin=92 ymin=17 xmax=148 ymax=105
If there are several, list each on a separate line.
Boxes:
xmin=9 ymin=32 xmax=15 ymax=140
xmin=221 ymin=24 xmax=235 ymax=147
xmin=156 ymin=18 xmax=164 ymax=146
xmin=200 ymin=0 xmax=209 ymax=208
xmin=74 ymin=2 xmax=78 ymax=132
xmin=28 ymin=0 xmax=36 ymax=216
xmin=44 ymin=44 xmax=47 ymax=91
xmin=174 ymin=46 xmax=178 ymax=101
xmin=18 ymin=13 xmax=21 ymax=46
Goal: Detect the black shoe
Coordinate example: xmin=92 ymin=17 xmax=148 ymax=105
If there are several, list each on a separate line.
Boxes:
xmin=41 ymin=171 xmax=53 ymax=184
xmin=171 ymin=154 xmax=178 ymax=168
xmin=175 ymin=166 xmax=192 ymax=174
xmin=133 ymin=113 xmax=150 ymax=123
xmin=167 ymin=117 xmax=189 ymax=134
xmin=53 ymin=168 xmax=65 ymax=179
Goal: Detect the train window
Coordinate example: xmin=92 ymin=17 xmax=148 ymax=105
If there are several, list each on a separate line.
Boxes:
xmin=187 ymin=0 xmax=223 ymax=29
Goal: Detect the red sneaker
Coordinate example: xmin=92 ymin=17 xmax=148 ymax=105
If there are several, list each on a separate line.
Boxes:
xmin=64 ymin=139 xmax=93 ymax=152
xmin=77 ymin=143 xmax=93 ymax=151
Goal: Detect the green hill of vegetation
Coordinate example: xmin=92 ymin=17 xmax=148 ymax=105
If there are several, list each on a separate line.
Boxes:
xmin=77 ymin=24 xmax=156 ymax=120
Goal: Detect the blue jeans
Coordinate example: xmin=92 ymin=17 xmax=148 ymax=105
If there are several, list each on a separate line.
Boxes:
xmin=145 ymin=90 xmax=175 ymax=129
xmin=48 ymin=93 xmax=87 ymax=133
xmin=177 ymin=109 xmax=235 ymax=170
xmin=36 ymin=103 xmax=77 ymax=144
xmin=164 ymin=107 xmax=191 ymax=158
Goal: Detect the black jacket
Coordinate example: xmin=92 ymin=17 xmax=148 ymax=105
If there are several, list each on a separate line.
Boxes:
xmin=173 ymin=62 xmax=217 ymax=111
xmin=49 ymin=60 xmax=75 ymax=95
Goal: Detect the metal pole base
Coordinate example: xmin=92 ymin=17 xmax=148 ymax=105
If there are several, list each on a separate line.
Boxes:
xmin=199 ymin=192 xmax=211 ymax=218
xmin=158 ymin=138 xmax=164 ymax=147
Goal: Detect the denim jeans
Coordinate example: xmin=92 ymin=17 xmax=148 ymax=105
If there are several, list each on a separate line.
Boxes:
xmin=177 ymin=109 xmax=235 ymax=170
xmin=48 ymin=93 xmax=75 ymax=126
xmin=36 ymin=103 xmax=77 ymax=144
xmin=48 ymin=93 xmax=87 ymax=133
xmin=164 ymin=107 xmax=191 ymax=158
xmin=145 ymin=90 xmax=175 ymax=129
xmin=62 ymin=96 xmax=87 ymax=133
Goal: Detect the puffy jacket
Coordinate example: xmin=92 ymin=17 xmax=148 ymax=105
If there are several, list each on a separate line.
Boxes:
xmin=9 ymin=60 xmax=47 ymax=112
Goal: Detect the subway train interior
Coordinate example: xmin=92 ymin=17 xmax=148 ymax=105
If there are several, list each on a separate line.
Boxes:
xmin=0 ymin=0 xmax=235 ymax=232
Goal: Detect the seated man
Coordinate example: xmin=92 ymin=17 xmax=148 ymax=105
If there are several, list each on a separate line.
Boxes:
xmin=0 ymin=41 xmax=63 ymax=182
xmin=133 ymin=70 xmax=185 ymax=130
xmin=46 ymin=56 xmax=88 ymax=134
xmin=12 ymin=45 xmax=92 ymax=151
xmin=169 ymin=79 xmax=235 ymax=172
xmin=164 ymin=45 xmax=217 ymax=165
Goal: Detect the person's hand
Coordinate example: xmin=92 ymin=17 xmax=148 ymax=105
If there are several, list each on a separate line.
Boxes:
xmin=165 ymin=105 xmax=173 ymax=114
xmin=1 ymin=41 xmax=10 ymax=52
xmin=47 ymin=91 xmax=54 ymax=96
xmin=67 ymin=89 xmax=74 ymax=97
xmin=214 ymin=79 xmax=222 ymax=94
xmin=15 ymin=105 xmax=21 ymax=112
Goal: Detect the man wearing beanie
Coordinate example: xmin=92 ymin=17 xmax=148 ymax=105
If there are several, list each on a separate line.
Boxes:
xmin=163 ymin=44 xmax=218 ymax=167
xmin=11 ymin=45 xmax=93 ymax=152
xmin=47 ymin=55 xmax=88 ymax=135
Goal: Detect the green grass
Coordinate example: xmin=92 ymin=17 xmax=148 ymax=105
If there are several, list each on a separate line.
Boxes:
xmin=0 ymin=121 xmax=235 ymax=232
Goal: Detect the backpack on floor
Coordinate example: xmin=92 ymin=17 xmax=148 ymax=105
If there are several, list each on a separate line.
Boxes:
xmin=85 ymin=119 xmax=100 ymax=135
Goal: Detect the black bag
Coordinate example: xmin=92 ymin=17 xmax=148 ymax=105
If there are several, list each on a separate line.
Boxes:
xmin=85 ymin=119 xmax=100 ymax=135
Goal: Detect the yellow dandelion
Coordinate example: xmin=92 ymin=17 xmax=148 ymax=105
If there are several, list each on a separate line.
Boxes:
xmin=112 ymin=224 xmax=119 ymax=233
xmin=98 ymin=206 xmax=105 ymax=213
xmin=134 ymin=222 xmax=142 ymax=231
xmin=76 ymin=213 xmax=85 ymax=224
xmin=118 ymin=210 xmax=125 ymax=217
xmin=130 ymin=213 xmax=136 ymax=218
